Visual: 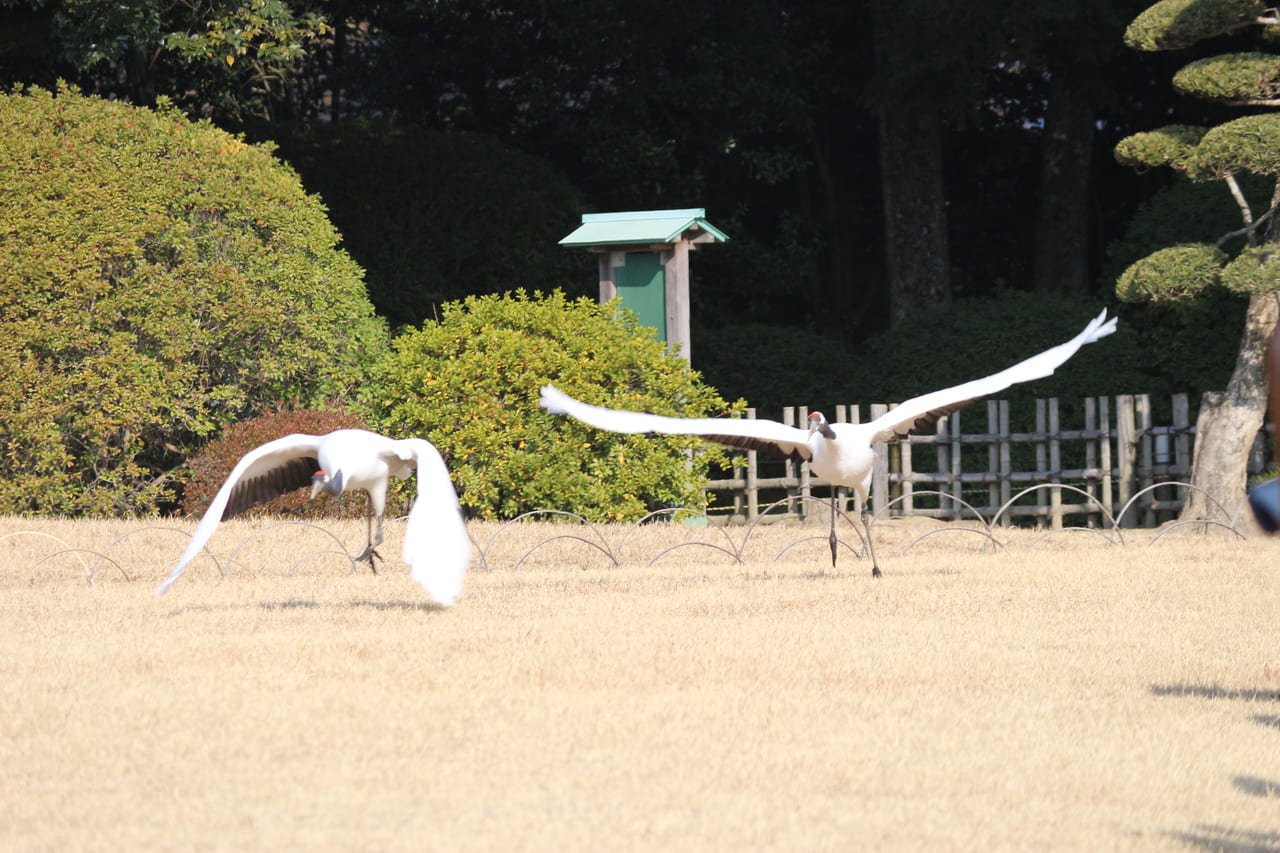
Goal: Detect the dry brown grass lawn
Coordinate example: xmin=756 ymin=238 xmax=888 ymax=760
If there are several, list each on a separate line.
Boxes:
xmin=1 ymin=514 xmax=1278 ymax=851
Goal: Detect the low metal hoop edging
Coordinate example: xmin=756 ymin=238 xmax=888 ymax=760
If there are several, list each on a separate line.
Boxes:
xmin=647 ymin=540 xmax=742 ymax=567
xmin=741 ymin=494 xmax=866 ymax=559
xmin=620 ymin=508 xmax=742 ymax=563
xmin=1112 ymin=481 xmax=1232 ymax=533
xmin=0 ymin=531 xmax=89 ymax=575
xmin=901 ymin=527 xmax=1006 ymax=557
xmin=1022 ymin=526 xmax=1118 ymax=552
xmin=90 ymin=525 xmax=211 ymax=579
xmin=511 ymin=535 xmax=619 ymax=572
xmin=991 ymin=483 xmax=1120 ymax=533
xmin=875 ymin=489 xmax=1002 ymax=555
xmin=286 ymin=549 xmax=360 ymax=577
xmin=478 ymin=509 xmax=613 ymax=571
xmin=1146 ymin=518 xmax=1246 ymax=545
xmin=225 ymin=521 xmax=355 ymax=572
xmin=874 ymin=489 xmax=992 ymax=528
xmin=773 ymin=535 xmax=864 ymax=563
xmin=35 ymin=549 xmax=130 ymax=584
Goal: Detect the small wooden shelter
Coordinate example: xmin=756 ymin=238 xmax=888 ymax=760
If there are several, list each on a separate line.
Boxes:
xmin=559 ymin=208 xmax=728 ymax=362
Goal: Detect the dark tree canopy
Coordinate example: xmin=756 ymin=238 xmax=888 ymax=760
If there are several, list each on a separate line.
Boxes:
xmin=0 ymin=0 xmax=1230 ymax=397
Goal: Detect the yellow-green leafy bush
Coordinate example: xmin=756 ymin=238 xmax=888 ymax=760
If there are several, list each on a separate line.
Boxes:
xmin=0 ymin=86 xmax=387 ymax=515
xmin=365 ymin=291 xmax=740 ymax=522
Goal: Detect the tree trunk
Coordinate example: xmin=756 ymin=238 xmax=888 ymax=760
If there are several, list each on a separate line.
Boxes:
xmin=1032 ymin=66 xmax=1095 ymax=296
xmin=879 ymin=103 xmax=951 ymax=327
xmin=1181 ymin=291 xmax=1279 ymax=522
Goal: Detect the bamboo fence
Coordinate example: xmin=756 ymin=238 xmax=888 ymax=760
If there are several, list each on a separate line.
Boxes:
xmin=705 ymin=393 xmax=1271 ymax=529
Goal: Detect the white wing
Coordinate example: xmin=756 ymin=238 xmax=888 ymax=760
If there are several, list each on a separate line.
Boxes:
xmin=539 ymin=385 xmax=814 ymax=461
xmin=398 ymin=438 xmax=470 ymax=606
xmin=156 ymin=433 xmax=324 ymax=594
xmin=865 ymin=308 xmax=1117 ymax=443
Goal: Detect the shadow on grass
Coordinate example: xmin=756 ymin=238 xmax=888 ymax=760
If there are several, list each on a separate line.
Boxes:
xmin=162 ymin=598 xmax=449 ymax=616
xmin=1170 ymin=825 xmax=1280 ymax=852
xmin=1232 ymin=776 xmax=1280 ymax=798
xmin=1155 ymin=687 xmax=1280 ymax=850
xmin=1251 ymin=713 xmax=1280 ymax=730
xmin=1150 ymin=684 xmax=1280 ymax=702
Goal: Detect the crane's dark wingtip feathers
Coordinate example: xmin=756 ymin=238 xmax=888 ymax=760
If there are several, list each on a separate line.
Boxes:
xmin=221 ymin=456 xmax=319 ymax=519
xmin=703 ymin=433 xmax=809 ymax=463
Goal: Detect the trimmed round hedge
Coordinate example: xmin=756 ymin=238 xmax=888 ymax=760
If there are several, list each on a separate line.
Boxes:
xmin=0 ymin=86 xmax=387 ymax=515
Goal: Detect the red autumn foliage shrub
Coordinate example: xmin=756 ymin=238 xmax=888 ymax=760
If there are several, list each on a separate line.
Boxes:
xmin=179 ymin=409 xmax=373 ymax=520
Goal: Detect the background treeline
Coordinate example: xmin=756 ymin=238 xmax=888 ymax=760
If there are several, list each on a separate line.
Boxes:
xmin=0 ymin=0 xmax=1256 ymax=517
xmin=2 ymin=3 xmax=1235 ymax=329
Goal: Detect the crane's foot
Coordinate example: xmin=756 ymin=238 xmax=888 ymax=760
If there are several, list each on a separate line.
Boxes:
xmin=872 ymin=566 xmax=882 ymax=578
xmin=354 ymin=545 xmax=383 ymax=574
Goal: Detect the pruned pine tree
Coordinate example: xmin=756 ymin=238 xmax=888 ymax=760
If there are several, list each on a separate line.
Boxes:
xmin=1115 ymin=0 xmax=1280 ymax=522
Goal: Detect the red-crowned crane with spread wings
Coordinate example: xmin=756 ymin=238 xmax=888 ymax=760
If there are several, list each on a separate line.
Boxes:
xmin=541 ymin=309 xmax=1117 ymax=576
xmin=156 ymin=429 xmax=470 ymax=605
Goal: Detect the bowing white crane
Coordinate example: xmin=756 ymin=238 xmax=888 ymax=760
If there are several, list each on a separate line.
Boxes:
xmin=541 ymin=308 xmax=1117 ymax=576
xmin=156 ymin=429 xmax=471 ymax=605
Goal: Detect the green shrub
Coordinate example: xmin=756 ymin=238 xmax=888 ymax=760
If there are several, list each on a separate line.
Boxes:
xmin=1220 ymin=245 xmax=1280 ymax=294
xmin=362 ymin=290 xmax=739 ymax=521
xmin=1116 ymin=244 xmax=1227 ymax=301
xmin=0 ymin=85 xmax=388 ymax=515
xmin=179 ymin=409 xmax=373 ymax=520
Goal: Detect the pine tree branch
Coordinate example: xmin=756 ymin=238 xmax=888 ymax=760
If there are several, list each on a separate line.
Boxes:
xmin=1216 ymin=203 xmax=1279 ymax=249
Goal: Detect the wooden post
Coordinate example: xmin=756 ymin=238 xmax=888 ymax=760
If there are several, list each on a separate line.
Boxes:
xmin=798 ymin=405 xmax=812 ymax=522
xmin=745 ymin=407 xmax=758 ymax=521
xmin=598 ymin=251 xmax=621 ymax=302
xmin=1136 ymin=394 xmax=1154 ymax=527
xmin=1171 ymin=393 xmax=1190 ymax=513
xmin=1085 ymin=397 xmax=1098 ymax=527
xmin=949 ymin=410 xmax=962 ymax=521
xmin=846 ymin=403 xmax=862 ymax=517
xmin=783 ymin=406 xmax=797 ymax=517
xmin=1099 ymin=395 xmax=1113 ymax=519
xmin=901 ymin=414 xmax=915 ymax=516
xmin=940 ymin=413 xmax=954 ymax=520
xmin=987 ymin=401 xmax=999 ymax=520
xmin=662 ymin=241 xmax=691 ymax=363
xmin=1035 ymin=399 xmax=1048 ymax=528
xmin=998 ymin=400 xmax=1011 ymax=525
xmin=835 ymin=404 xmax=850 ymax=516
xmin=870 ymin=403 xmax=890 ymax=515
xmin=1048 ymin=397 xmax=1062 ymax=529
xmin=1116 ymin=394 xmax=1136 ymax=528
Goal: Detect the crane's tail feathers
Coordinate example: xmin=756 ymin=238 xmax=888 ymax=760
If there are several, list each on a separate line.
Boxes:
xmin=403 ymin=441 xmax=470 ymax=606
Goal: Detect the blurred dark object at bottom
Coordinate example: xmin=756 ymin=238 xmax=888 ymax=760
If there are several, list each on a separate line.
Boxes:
xmin=1248 ymin=478 xmax=1280 ymax=533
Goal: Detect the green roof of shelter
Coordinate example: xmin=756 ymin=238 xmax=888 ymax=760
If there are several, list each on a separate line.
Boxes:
xmin=559 ymin=208 xmax=729 ymax=247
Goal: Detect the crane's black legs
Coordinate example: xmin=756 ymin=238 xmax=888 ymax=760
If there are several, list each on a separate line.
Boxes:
xmin=863 ymin=505 xmax=881 ymax=578
xmin=832 ymin=490 xmax=881 ymax=577
xmin=828 ymin=492 xmax=838 ymax=568
xmin=352 ymin=492 xmax=383 ymax=572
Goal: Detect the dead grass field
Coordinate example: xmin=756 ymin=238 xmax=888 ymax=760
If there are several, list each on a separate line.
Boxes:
xmin=1 ymin=513 xmax=1278 ymax=851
